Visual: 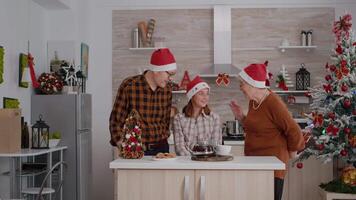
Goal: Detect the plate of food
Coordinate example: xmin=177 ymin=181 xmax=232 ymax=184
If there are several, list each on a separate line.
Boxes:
xmin=152 ymin=152 xmax=177 ymax=161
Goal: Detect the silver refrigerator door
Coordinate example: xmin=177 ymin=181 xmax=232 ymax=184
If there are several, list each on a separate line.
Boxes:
xmin=77 ymin=130 xmax=92 ymax=200
xmin=77 ymin=94 xmax=92 ymax=131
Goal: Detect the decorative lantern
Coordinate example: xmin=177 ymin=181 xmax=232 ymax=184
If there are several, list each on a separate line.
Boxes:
xmin=76 ymin=70 xmax=86 ymax=93
xmin=295 ymin=63 xmax=310 ymax=90
xmin=31 ymin=115 xmax=49 ymax=149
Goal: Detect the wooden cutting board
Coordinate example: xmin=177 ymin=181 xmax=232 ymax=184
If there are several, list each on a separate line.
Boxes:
xmin=191 ymin=154 xmax=233 ymax=162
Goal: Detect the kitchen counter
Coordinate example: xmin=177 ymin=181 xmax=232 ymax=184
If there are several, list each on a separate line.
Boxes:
xmin=111 ymin=156 xmax=284 ymax=200
xmin=110 ymin=155 xmax=284 ymax=170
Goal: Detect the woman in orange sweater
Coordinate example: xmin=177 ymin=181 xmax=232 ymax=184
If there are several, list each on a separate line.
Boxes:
xmin=229 ymin=62 xmax=305 ymax=200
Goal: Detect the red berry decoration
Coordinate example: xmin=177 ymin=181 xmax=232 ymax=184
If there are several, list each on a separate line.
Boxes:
xmin=341 ymin=149 xmax=348 ymax=156
xmin=37 ymin=73 xmax=63 ymax=94
xmin=341 ymin=84 xmax=348 ymax=92
xmin=328 ymin=112 xmax=336 ymax=120
xmin=325 ymin=75 xmax=332 ymax=81
xmin=296 ymin=162 xmax=303 ymax=169
xmin=344 ymin=127 xmax=351 ymax=135
xmin=344 ymin=99 xmax=351 ymax=108
xmin=318 ymin=144 xmax=325 ymax=151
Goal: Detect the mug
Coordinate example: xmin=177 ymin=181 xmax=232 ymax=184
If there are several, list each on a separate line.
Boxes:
xmin=214 ymin=145 xmax=232 ymax=156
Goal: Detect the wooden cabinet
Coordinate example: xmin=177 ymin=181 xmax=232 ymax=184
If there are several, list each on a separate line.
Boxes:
xmin=115 ymin=169 xmax=274 ymax=200
xmin=116 ymin=169 xmax=194 ymax=200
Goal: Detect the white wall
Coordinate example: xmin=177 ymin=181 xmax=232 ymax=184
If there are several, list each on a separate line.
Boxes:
xmin=0 ymin=0 xmax=46 ymax=198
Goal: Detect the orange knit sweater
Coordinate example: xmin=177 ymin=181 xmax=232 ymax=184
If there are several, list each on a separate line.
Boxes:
xmin=243 ymin=92 xmax=305 ymax=179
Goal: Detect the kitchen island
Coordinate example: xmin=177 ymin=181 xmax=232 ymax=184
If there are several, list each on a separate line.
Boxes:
xmin=110 ymin=156 xmax=284 ymax=200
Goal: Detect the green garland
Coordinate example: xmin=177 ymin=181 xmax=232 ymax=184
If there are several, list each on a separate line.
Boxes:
xmin=320 ymin=179 xmax=356 ymax=194
xmin=0 ymin=46 xmax=4 ymax=84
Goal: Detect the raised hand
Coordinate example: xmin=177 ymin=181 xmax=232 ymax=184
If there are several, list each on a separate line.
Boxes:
xmin=229 ymin=100 xmax=245 ymax=122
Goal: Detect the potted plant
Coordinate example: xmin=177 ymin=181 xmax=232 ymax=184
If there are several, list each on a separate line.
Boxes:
xmin=49 ymin=131 xmax=61 ymax=148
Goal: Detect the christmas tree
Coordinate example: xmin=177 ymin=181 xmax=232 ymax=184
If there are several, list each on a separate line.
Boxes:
xmin=294 ymin=14 xmax=356 ymax=192
xmin=120 ymin=109 xmax=144 ymax=159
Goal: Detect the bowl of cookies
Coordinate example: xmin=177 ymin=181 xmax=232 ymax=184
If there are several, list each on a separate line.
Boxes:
xmin=152 ymin=152 xmax=177 ymax=161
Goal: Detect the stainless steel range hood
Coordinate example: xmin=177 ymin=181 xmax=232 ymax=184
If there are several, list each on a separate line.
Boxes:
xmin=200 ymin=6 xmax=239 ymax=78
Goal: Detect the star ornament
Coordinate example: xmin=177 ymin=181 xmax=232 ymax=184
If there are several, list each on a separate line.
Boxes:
xmin=63 ymin=65 xmax=77 ymax=86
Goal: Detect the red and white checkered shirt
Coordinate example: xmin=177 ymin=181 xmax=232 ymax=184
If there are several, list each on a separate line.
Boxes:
xmin=173 ymin=112 xmax=222 ymax=155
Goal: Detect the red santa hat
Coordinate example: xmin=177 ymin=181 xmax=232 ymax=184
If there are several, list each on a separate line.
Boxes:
xmin=186 ymin=76 xmax=210 ymax=100
xmin=149 ymin=48 xmax=177 ymax=72
xmin=239 ymin=61 xmax=269 ymax=88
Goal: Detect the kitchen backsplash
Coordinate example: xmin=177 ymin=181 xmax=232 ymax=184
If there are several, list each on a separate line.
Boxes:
xmin=112 ymin=8 xmax=334 ymax=123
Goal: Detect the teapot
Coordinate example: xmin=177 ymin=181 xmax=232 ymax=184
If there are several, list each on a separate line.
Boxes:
xmin=185 ymin=141 xmax=215 ymax=156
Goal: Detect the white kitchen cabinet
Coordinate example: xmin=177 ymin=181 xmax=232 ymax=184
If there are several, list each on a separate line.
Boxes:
xmin=116 ymin=169 xmax=195 ymax=200
xmin=112 ymin=156 xmax=283 ymax=200
xmin=195 ymin=170 xmax=273 ymax=200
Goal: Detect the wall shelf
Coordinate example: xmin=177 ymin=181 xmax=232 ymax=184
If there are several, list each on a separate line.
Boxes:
xmin=172 ymin=90 xmax=186 ymax=94
xmin=232 ymin=47 xmax=275 ymax=51
xmin=273 ymin=90 xmax=309 ymax=94
xmin=129 ymin=47 xmax=165 ymax=51
xmin=278 ymin=46 xmax=317 ymax=52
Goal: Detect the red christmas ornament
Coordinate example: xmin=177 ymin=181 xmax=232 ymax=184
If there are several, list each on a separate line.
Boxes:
xmin=336 ymin=45 xmax=343 ymax=54
xmin=341 ymin=84 xmax=348 ymax=92
xmin=317 ymin=144 xmax=325 ymax=151
xmin=325 ymin=75 xmax=332 ymax=81
xmin=344 ymin=127 xmax=351 ymax=135
xmin=330 ymin=65 xmax=336 ymax=72
xmin=328 ymin=112 xmax=336 ymax=120
xmin=344 ymin=99 xmax=351 ymax=108
xmin=341 ymin=149 xmax=348 ymax=156
xmin=296 ymin=162 xmax=303 ymax=169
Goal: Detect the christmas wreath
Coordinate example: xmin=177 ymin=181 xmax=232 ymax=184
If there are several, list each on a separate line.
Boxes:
xmin=37 ymin=73 xmax=63 ymax=94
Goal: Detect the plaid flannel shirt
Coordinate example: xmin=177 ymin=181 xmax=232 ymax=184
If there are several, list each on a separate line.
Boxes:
xmin=109 ymin=72 xmax=172 ymax=146
xmin=173 ymin=112 xmax=222 ymax=156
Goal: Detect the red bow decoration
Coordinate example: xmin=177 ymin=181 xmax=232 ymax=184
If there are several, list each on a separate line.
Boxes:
xmin=216 ymin=73 xmax=230 ymax=86
xmin=28 ymin=53 xmax=40 ymax=88
xmin=335 ymin=65 xmax=350 ymax=80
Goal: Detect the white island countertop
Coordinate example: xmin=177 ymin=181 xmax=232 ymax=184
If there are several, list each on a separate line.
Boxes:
xmin=110 ymin=156 xmax=285 ymax=170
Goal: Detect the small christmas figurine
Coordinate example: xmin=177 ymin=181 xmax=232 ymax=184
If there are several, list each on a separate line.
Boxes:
xmin=276 ymin=65 xmax=293 ymax=90
xmin=120 ymin=109 xmax=144 ymax=159
xmin=179 ymin=70 xmax=191 ymax=90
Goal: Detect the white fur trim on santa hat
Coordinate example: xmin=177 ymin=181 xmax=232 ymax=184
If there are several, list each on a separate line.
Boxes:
xmin=149 ymin=63 xmax=177 ymax=72
xmin=239 ymin=69 xmax=267 ymax=88
xmin=186 ymin=82 xmax=210 ymax=100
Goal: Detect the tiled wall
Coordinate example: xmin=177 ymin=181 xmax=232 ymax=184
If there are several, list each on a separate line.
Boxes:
xmin=112 ymin=8 xmax=334 ymax=123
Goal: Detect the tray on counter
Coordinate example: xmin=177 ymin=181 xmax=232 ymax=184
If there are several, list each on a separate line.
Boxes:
xmin=191 ymin=154 xmax=233 ymax=162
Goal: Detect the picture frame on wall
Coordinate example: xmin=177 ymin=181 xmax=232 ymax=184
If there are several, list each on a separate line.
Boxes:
xmin=47 ymin=40 xmax=75 ymax=73
xmin=3 ymin=97 xmax=20 ymax=109
xmin=81 ymin=43 xmax=89 ymax=78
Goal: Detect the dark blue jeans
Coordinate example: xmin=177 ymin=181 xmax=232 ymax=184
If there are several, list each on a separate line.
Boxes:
xmin=275 ymin=177 xmax=284 ymax=200
xmin=144 ymin=140 xmax=169 ymax=156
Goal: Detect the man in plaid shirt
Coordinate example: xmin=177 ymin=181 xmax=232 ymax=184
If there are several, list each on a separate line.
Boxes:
xmin=110 ymin=48 xmax=177 ymax=155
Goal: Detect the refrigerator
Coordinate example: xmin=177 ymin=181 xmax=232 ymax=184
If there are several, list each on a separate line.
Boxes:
xmin=31 ymin=94 xmax=92 ymax=200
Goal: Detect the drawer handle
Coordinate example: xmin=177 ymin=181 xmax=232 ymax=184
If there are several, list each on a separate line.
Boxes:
xmin=184 ymin=176 xmax=189 ymax=200
xmin=200 ymin=176 xmax=206 ymax=200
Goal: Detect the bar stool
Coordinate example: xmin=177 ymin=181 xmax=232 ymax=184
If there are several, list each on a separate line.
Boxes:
xmin=22 ymin=161 xmax=67 ymax=200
